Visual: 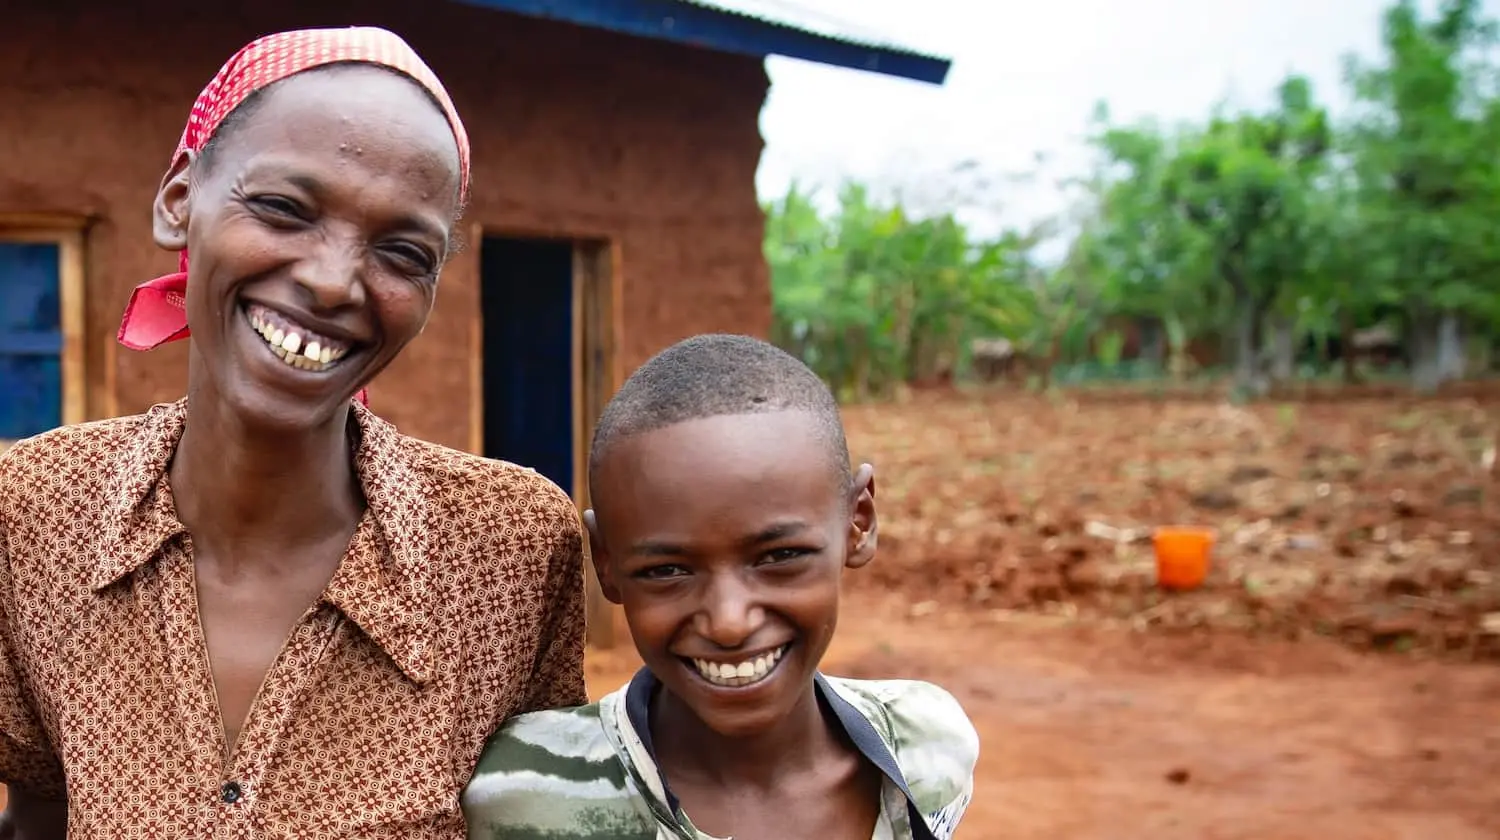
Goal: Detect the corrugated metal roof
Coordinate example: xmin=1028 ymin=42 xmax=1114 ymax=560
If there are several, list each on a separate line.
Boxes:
xmin=443 ymin=0 xmax=952 ymax=84
xmin=677 ymin=0 xmax=936 ymax=57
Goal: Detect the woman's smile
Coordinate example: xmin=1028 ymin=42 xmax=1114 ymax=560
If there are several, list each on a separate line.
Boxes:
xmin=243 ymin=301 xmax=356 ymax=373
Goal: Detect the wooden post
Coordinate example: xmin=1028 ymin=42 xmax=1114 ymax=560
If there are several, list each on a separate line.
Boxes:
xmin=574 ymin=242 xmax=620 ymax=649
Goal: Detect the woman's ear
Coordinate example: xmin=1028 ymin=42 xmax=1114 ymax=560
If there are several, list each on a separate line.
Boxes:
xmin=152 ymin=151 xmax=196 ymax=252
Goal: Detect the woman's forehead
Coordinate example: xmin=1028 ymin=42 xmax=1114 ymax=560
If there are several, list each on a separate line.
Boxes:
xmin=212 ymin=67 xmax=463 ymax=194
xmin=242 ymin=65 xmax=456 ymax=143
xmin=178 ymin=27 xmax=470 ymax=200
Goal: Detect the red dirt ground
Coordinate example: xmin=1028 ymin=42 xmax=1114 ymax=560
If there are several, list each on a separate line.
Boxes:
xmin=585 ymin=386 xmax=1500 ymax=838
xmin=844 ymin=387 xmax=1500 ymax=659
xmin=586 ymin=591 xmax=1500 ymax=840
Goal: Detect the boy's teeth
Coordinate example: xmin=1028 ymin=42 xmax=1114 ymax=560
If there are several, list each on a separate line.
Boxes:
xmin=692 ymin=645 xmax=787 ymax=688
xmin=246 ymin=306 xmax=350 ymax=373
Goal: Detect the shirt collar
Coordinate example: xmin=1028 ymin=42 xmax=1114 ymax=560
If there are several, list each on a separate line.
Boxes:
xmin=618 ymin=668 xmax=936 ymax=839
xmin=620 ymin=667 xmax=901 ymax=814
xmin=91 ymin=398 xmax=436 ymax=684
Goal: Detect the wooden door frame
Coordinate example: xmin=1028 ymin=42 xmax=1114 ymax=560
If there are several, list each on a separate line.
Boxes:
xmin=572 ymin=241 xmax=624 ymax=649
xmin=466 ymin=229 xmax=624 ymax=649
xmin=0 ymin=215 xmax=91 ymax=430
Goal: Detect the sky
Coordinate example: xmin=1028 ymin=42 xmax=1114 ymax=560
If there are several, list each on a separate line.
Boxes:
xmin=746 ymin=0 xmax=1400 ymax=247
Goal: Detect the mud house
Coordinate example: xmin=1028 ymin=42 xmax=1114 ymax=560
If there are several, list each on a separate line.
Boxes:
xmin=1 ymin=0 xmax=947 ymax=459
xmin=1 ymin=0 xmax=947 ymax=642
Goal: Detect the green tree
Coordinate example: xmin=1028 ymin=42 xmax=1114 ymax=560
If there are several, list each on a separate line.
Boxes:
xmin=1078 ymin=112 xmax=1218 ymax=378
xmin=765 ymin=181 xmax=1036 ymax=397
xmin=1159 ymin=76 xmax=1332 ymax=397
xmin=1346 ymin=0 xmax=1500 ymax=391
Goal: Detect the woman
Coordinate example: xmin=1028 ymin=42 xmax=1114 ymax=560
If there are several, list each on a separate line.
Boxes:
xmin=0 ymin=27 xmax=586 ymax=839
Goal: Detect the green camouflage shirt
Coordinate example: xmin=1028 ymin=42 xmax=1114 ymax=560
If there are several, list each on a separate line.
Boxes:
xmin=462 ymin=669 xmax=978 ymax=840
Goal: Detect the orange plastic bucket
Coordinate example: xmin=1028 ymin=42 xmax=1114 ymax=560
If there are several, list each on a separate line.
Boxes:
xmin=1152 ymin=527 xmax=1215 ymax=590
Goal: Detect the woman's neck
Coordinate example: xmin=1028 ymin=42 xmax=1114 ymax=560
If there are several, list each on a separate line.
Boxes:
xmin=169 ymin=381 xmax=364 ymax=574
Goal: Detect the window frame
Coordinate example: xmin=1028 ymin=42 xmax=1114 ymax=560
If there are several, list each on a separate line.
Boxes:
xmin=0 ymin=215 xmax=89 ymax=434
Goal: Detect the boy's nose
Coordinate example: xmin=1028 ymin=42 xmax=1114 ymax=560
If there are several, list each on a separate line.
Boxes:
xmin=694 ymin=579 xmax=765 ymax=649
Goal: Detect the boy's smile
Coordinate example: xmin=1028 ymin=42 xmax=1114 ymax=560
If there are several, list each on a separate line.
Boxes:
xmin=689 ymin=642 xmax=789 ymax=688
xmin=586 ymin=409 xmax=877 ymax=740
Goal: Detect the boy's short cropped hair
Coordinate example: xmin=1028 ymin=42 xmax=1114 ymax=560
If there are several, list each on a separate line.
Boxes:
xmin=588 ymin=333 xmax=853 ymax=489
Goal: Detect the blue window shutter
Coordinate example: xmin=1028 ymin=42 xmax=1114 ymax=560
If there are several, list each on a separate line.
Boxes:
xmin=0 ymin=242 xmax=64 ymax=439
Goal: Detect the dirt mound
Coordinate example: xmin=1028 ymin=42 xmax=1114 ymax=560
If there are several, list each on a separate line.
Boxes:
xmin=844 ymin=390 xmax=1500 ymax=659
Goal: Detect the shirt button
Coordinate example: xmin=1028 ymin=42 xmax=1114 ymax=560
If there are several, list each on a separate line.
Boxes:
xmin=221 ymin=781 xmax=243 ymax=804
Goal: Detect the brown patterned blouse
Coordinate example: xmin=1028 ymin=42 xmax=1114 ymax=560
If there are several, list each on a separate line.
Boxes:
xmin=0 ymin=399 xmax=587 ymax=838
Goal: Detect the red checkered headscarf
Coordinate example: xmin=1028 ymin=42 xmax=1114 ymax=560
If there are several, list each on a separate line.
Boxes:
xmin=116 ymin=26 xmax=473 ymax=407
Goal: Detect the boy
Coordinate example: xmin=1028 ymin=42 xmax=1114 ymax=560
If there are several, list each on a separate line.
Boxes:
xmin=463 ymin=334 xmax=978 ymax=840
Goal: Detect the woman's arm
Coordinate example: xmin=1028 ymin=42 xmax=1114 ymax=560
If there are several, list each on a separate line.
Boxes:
xmin=0 ymin=463 xmax=68 ymax=839
xmin=518 ymin=504 xmax=588 ymax=713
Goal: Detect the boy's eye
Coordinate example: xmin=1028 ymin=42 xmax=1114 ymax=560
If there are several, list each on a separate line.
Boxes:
xmin=633 ymin=564 xmax=688 ymax=581
xmin=759 ymin=547 xmax=813 ymax=565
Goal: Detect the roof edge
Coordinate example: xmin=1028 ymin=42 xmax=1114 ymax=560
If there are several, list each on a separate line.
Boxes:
xmin=446 ymin=0 xmax=952 ymax=85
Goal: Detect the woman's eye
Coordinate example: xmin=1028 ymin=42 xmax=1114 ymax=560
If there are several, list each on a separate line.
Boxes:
xmin=381 ymin=244 xmax=437 ymax=275
xmin=250 ymin=195 xmax=305 ymax=219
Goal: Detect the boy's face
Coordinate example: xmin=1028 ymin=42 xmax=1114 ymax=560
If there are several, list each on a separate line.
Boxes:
xmin=586 ymin=409 xmax=877 ymax=739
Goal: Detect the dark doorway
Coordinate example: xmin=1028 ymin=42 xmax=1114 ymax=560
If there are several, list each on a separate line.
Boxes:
xmin=479 ymin=236 xmax=574 ymax=496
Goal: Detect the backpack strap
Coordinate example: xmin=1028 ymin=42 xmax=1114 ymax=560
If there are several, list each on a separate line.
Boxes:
xmin=815 ymin=676 xmax=939 ymax=840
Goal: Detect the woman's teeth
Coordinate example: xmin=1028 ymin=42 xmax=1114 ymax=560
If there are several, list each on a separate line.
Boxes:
xmin=246 ymin=306 xmax=350 ymax=372
xmin=692 ymin=645 xmax=788 ymax=688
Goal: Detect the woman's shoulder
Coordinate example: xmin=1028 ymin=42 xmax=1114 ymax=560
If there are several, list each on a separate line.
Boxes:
xmin=385 ymin=430 xmax=577 ymax=520
xmin=1 ymin=414 xmax=155 ymax=499
xmin=2 ymin=413 xmax=151 ymax=461
xmin=1 ymin=413 xmax=172 ymax=589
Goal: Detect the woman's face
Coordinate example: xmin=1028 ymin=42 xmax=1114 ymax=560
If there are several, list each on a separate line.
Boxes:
xmin=152 ymin=64 xmax=463 ymax=430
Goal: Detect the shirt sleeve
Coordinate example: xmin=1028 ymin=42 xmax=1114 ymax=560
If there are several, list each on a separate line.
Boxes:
xmin=517 ymin=501 xmax=587 ymax=714
xmin=881 ymin=680 xmax=979 ymax=840
xmin=464 ymin=707 xmax=655 ymax=840
xmin=0 ymin=500 xmax=66 ymax=798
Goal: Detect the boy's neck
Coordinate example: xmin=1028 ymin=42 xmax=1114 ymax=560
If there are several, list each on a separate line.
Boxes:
xmin=649 ymin=677 xmax=850 ymax=793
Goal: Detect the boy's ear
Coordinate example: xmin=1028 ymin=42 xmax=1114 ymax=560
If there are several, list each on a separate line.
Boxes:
xmin=582 ymin=509 xmax=623 ymax=604
xmin=845 ymin=463 xmax=878 ymax=569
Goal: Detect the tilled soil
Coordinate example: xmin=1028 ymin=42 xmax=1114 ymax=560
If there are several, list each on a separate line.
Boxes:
xmin=841 ymin=387 xmax=1500 ymax=659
